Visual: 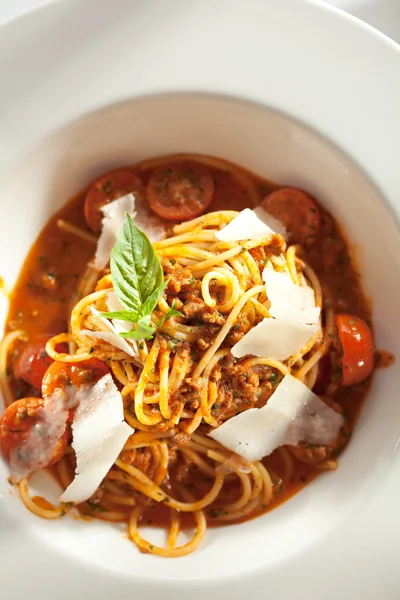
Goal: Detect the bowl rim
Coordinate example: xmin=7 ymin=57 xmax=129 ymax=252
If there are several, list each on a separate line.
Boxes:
xmin=0 ymin=0 xmax=400 ymax=598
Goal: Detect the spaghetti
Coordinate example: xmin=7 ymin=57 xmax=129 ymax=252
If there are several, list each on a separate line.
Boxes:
xmin=0 ymin=154 xmax=378 ymax=557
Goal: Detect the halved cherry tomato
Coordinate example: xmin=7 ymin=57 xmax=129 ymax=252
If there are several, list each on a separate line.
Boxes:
xmin=261 ymin=188 xmax=320 ymax=247
xmin=14 ymin=335 xmax=54 ymax=390
xmin=84 ymin=171 xmax=145 ymax=233
xmin=42 ymin=358 xmax=110 ymax=398
xmin=0 ymin=397 xmax=68 ymax=464
xmin=147 ymin=161 xmax=214 ymax=221
xmin=336 ymin=314 xmax=374 ymax=386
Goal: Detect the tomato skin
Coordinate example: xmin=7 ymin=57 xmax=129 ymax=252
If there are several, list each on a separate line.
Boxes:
xmin=0 ymin=359 xmax=110 ymax=467
xmin=336 ymin=314 xmax=375 ymax=386
xmin=0 ymin=397 xmax=68 ymax=464
xmin=147 ymin=161 xmax=214 ymax=221
xmin=15 ymin=335 xmax=54 ymax=390
xmin=84 ymin=171 xmax=145 ymax=233
xmin=41 ymin=358 xmax=110 ymax=398
xmin=261 ymin=188 xmax=320 ymax=247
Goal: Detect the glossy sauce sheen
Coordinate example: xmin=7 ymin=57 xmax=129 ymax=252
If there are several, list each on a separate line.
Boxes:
xmin=5 ymin=157 xmax=375 ymax=526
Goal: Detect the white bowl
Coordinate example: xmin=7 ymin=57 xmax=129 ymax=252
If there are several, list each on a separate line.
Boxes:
xmin=0 ymin=1 xmax=400 ymax=598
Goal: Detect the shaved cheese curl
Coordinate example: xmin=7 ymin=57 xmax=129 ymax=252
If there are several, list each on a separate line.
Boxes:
xmin=209 ymin=375 xmax=344 ymax=461
xmin=60 ymin=374 xmax=134 ymax=503
xmin=216 ymin=207 xmax=287 ymax=242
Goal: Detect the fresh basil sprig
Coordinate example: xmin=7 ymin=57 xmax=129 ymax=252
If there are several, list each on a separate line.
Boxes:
xmin=119 ymin=314 xmax=155 ymax=341
xmin=100 ymin=213 xmax=183 ymax=340
xmin=157 ymin=300 xmax=183 ymax=328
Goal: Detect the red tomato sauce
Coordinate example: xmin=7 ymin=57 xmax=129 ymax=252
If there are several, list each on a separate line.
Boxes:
xmin=3 ymin=154 xmax=383 ymax=527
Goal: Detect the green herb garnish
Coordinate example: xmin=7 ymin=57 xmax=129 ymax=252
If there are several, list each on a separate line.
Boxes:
xmin=157 ymin=300 xmax=183 ymax=328
xmin=100 ymin=214 xmax=182 ymax=340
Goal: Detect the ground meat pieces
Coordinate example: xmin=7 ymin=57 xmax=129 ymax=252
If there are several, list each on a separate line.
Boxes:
xmin=289 ymin=443 xmax=333 ymax=464
xmin=249 ymin=246 xmax=266 ymax=269
xmin=231 ymin=367 xmax=259 ymax=400
xmin=222 ymin=355 xmax=260 ymax=394
xmin=161 ymin=258 xmax=177 ymax=275
xmin=248 ymin=239 xmax=287 ymax=274
xmin=265 ymin=235 xmax=287 ymax=256
xmin=121 ymin=444 xmax=178 ymax=483
xmin=210 ymin=364 xmax=222 ymax=383
xmin=209 ymin=356 xmax=260 ymax=422
xmin=202 ymin=311 xmax=225 ymax=326
xmin=209 ymin=357 xmax=279 ymax=422
xmin=224 ymin=314 xmax=252 ymax=346
xmin=121 ymin=447 xmax=156 ymax=479
xmin=170 ymin=431 xmax=190 ymax=446
xmin=171 ymin=376 xmax=204 ymax=411
xmin=183 ymin=376 xmax=204 ymax=393
xmin=162 ymin=260 xmax=196 ymax=295
xmin=196 ymin=324 xmax=220 ymax=351
xmin=183 ymin=297 xmax=225 ymax=326
xmin=119 ymin=444 xmax=178 ymax=508
xmin=182 ymin=298 xmax=204 ymax=319
xmin=212 ymin=384 xmax=253 ymax=422
xmin=162 ymin=261 xmax=226 ymax=328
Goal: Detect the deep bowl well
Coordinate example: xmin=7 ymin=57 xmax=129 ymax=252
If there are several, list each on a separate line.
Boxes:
xmin=1 ymin=92 xmax=400 ymax=580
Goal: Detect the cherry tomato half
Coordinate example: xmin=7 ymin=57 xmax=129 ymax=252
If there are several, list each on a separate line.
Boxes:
xmin=0 ymin=397 xmax=68 ymax=465
xmin=261 ymin=188 xmax=320 ymax=247
xmin=84 ymin=171 xmax=145 ymax=233
xmin=14 ymin=335 xmax=54 ymax=390
xmin=147 ymin=161 xmax=214 ymax=221
xmin=336 ymin=314 xmax=375 ymax=386
xmin=41 ymin=358 xmax=110 ymax=398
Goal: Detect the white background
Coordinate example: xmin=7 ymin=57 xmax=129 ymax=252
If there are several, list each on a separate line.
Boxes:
xmin=0 ymin=0 xmax=399 ymax=42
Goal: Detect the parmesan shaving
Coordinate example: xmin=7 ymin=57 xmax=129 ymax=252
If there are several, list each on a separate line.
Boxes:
xmin=132 ymin=196 xmax=166 ymax=243
xmin=215 ymin=206 xmax=287 ymax=242
xmin=209 ymin=374 xmax=344 ymax=461
xmin=91 ymin=193 xmax=165 ymax=271
xmin=9 ymin=391 xmax=68 ymax=482
xmin=106 ymin=292 xmax=136 ymax=337
xmin=253 ymin=206 xmax=287 ymax=239
xmin=262 ymin=268 xmax=319 ymax=325
xmin=80 ymin=305 xmax=139 ymax=358
xmin=232 ymin=268 xmax=321 ymax=360
xmin=60 ymin=374 xmax=134 ymax=503
xmin=92 ymin=194 xmax=135 ymax=271
xmin=80 ymin=329 xmax=136 ymax=357
xmin=231 ymin=317 xmax=318 ymax=361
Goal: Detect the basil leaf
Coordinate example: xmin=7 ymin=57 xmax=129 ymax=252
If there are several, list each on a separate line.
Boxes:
xmin=157 ymin=300 xmax=184 ymax=327
xmin=98 ymin=310 xmax=138 ymax=322
xmin=119 ymin=315 xmax=155 ymax=340
xmin=110 ymin=214 xmax=164 ymax=319
xmin=142 ymin=279 xmax=169 ymax=316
